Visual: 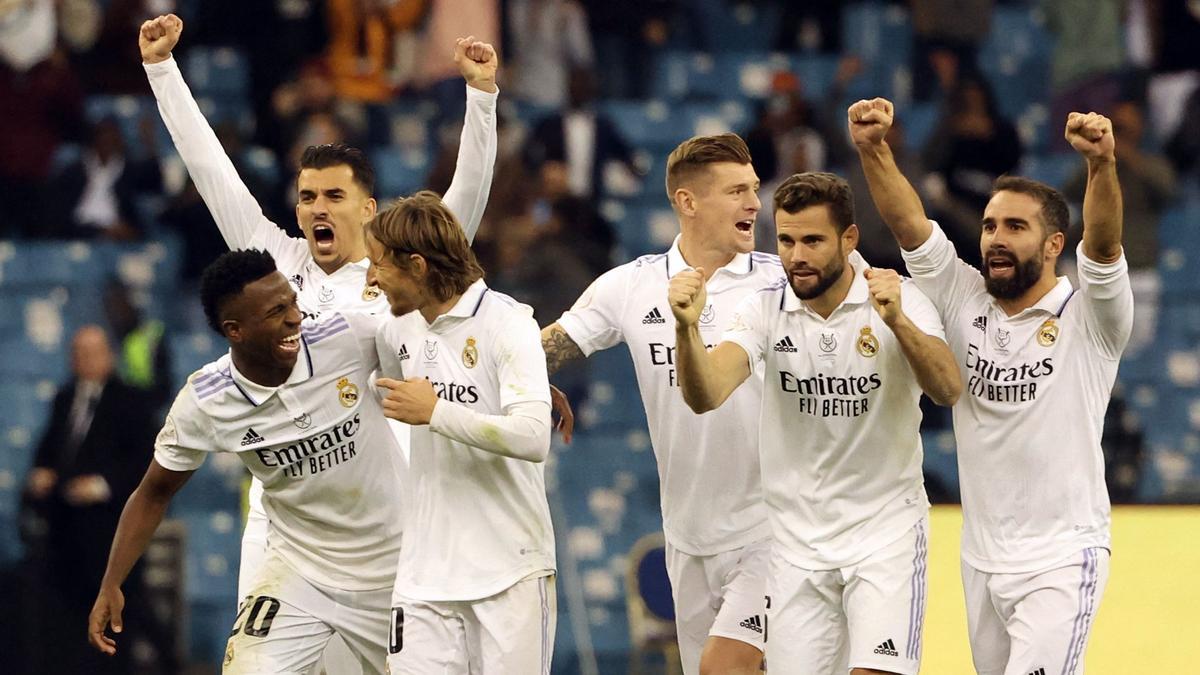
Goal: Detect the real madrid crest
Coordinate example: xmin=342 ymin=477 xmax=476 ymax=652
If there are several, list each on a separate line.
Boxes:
xmin=1037 ymin=319 xmax=1059 ymax=347
xmin=362 ymin=285 xmax=381 ymax=302
xmin=857 ymin=326 xmax=880 ymax=357
xmin=462 ymin=337 xmax=479 ymax=368
xmin=336 ymin=377 xmax=359 ymax=408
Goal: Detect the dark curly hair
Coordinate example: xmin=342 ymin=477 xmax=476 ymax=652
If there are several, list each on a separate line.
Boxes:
xmin=200 ymin=249 xmax=279 ymax=335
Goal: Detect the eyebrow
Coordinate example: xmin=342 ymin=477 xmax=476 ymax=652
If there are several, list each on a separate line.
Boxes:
xmin=982 ymin=217 xmax=1030 ymax=226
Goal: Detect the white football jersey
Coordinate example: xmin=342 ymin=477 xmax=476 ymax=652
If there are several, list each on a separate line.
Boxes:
xmin=722 ymin=253 xmax=936 ymax=570
xmin=145 ymin=55 xmax=497 ymax=322
xmin=155 ymin=312 xmax=404 ymax=591
xmin=901 ymin=222 xmax=1133 ymax=573
xmin=376 ymin=280 xmax=556 ymax=601
xmin=556 ymin=239 xmax=781 ymax=556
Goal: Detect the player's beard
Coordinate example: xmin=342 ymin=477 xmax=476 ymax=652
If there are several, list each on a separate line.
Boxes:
xmin=983 ymin=250 xmax=1043 ymax=299
xmin=788 ymin=251 xmax=845 ymax=300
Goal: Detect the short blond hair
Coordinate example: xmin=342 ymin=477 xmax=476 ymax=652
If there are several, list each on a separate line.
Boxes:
xmin=665 ymin=133 xmax=753 ymax=203
xmin=365 ymin=191 xmax=483 ymax=302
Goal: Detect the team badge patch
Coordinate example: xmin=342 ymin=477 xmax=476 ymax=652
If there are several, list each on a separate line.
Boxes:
xmin=856 ymin=326 xmax=879 ymax=357
xmin=424 ymin=340 xmax=439 ymax=361
xmin=1037 ymin=319 xmax=1059 ymax=346
xmin=318 ymin=286 xmax=335 ymax=304
xmin=462 ymin=337 xmax=479 ymax=369
xmin=362 ymin=285 xmax=381 ymax=301
xmin=996 ymin=328 xmax=1011 ymax=348
xmin=819 ymin=333 xmax=838 ymax=353
xmin=336 ymin=378 xmax=359 ymax=407
xmin=700 ymin=304 xmax=715 ymax=325
xmin=293 ymin=413 xmax=312 ymax=429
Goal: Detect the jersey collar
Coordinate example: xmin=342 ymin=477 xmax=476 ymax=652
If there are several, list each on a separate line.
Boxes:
xmin=781 ymin=250 xmax=870 ymax=314
xmin=227 ymin=335 xmax=315 ymax=406
xmin=428 ymin=278 xmax=489 ymax=328
xmin=665 ymin=236 xmax=755 ymax=280
xmin=993 ymin=276 xmax=1075 ymax=318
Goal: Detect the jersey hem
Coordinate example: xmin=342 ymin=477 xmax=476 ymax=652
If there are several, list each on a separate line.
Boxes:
xmin=393 ymin=564 xmax=557 ymax=603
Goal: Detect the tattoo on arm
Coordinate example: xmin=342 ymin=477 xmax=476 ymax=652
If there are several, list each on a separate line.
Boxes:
xmin=543 ymin=324 xmax=585 ymax=375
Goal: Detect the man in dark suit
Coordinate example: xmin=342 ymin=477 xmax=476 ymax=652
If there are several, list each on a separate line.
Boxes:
xmin=524 ymin=67 xmax=640 ymax=202
xmin=24 ymin=325 xmax=160 ymax=674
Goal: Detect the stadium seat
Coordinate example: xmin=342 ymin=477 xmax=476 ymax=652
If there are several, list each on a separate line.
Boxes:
xmin=978 ymin=6 xmax=1053 ymax=120
xmin=183 ymin=47 xmax=250 ymax=99
xmin=370 ymin=145 xmax=433 ymax=200
xmin=624 ymin=532 xmax=681 ymax=675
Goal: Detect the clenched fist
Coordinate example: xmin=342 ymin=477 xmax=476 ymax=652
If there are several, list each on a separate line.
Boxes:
xmin=377 ymin=377 xmax=439 ymax=425
xmin=865 ymin=267 xmax=904 ymax=326
xmin=1065 ymin=112 xmax=1115 ymax=162
xmin=668 ymin=268 xmax=708 ymax=327
xmin=848 ymin=97 xmax=894 ymax=148
xmin=139 ymin=14 xmax=182 ymax=65
xmin=455 ymin=36 xmax=499 ymax=93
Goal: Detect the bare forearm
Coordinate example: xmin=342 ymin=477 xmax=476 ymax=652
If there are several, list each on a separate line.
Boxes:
xmin=542 ymin=324 xmax=585 ymax=375
xmin=99 ymin=488 xmax=171 ymax=590
xmin=857 ymin=143 xmax=932 ymax=250
xmin=1081 ymin=157 xmax=1124 ymax=263
xmin=674 ymin=325 xmax=728 ymax=413
xmin=889 ymin=317 xmax=961 ymax=406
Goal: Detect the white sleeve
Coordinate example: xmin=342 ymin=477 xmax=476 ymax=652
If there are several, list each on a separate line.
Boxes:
xmin=720 ymin=290 xmax=770 ymax=370
xmin=340 ymin=311 xmax=383 ymax=372
xmin=555 ymin=266 xmax=629 ymax=355
xmin=441 ymin=85 xmax=499 ymax=244
xmin=899 ymin=280 xmax=948 ymax=342
xmin=375 ymin=318 xmax=406 ymax=381
xmin=144 ymin=56 xmax=301 ymax=259
xmin=153 ymin=387 xmax=213 ymax=472
xmin=429 ymin=399 xmax=552 ymax=463
xmin=900 ymin=220 xmax=985 ymax=324
xmin=1075 ymin=243 xmax=1134 ymax=360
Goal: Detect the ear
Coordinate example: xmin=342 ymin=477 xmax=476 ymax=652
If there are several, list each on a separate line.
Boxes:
xmin=222 ymin=319 xmax=242 ymax=343
xmin=1045 ymin=230 xmax=1065 ymax=259
xmin=673 ymin=188 xmax=696 ymax=217
xmin=363 ymin=196 xmax=377 ymax=221
xmin=408 ymin=253 xmax=429 ymax=278
xmin=842 ymin=223 xmax=860 ymax=252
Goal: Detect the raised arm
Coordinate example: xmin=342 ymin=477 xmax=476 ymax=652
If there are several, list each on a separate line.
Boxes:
xmin=442 ymin=37 xmax=500 ymax=243
xmin=1065 ymin=112 xmax=1123 ymax=263
xmin=670 ymin=269 xmax=752 ymax=413
xmin=850 ymin=98 xmax=934 ymax=251
xmin=140 ymin=15 xmax=280 ymax=251
xmin=89 ymin=460 xmax=193 ymax=655
xmin=865 ymin=269 xmax=960 ymax=406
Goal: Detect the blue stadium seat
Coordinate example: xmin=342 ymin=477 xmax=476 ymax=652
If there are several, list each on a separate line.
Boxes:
xmin=371 ymin=145 xmax=432 ymax=200
xmin=978 ymin=6 xmax=1053 ymax=121
xmin=184 ymin=47 xmax=250 ymax=99
xmin=693 ymin=0 xmax=783 ymax=53
xmin=841 ymin=1 xmax=913 ymax=102
xmin=1020 ymin=153 xmax=1082 ymax=190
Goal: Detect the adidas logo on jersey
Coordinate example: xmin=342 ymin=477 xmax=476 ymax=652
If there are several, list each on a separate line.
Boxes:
xmin=397 ymin=344 xmax=410 ymax=361
xmin=642 ymin=307 xmax=667 ymax=324
xmin=773 ymin=335 xmax=798 ymax=352
xmin=738 ymin=615 xmax=763 ymax=634
xmin=1027 ymin=669 xmax=1046 ymax=675
xmin=873 ymin=639 xmax=898 ymax=657
xmin=240 ymin=428 xmax=266 ymax=446
xmin=973 ymin=315 xmax=988 ymax=332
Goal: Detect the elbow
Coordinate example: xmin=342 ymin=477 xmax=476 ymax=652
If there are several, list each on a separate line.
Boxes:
xmin=681 ymin=390 xmax=716 ymax=415
xmin=929 ymin=380 xmax=962 ymax=407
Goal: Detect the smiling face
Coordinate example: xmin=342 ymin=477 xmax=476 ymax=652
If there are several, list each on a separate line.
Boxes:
xmin=222 ymin=271 xmax=304 ymax=372
xmin=680 ymin=161 xmax=762 ymax=254
xmin=365 ymin=233 xmax=428 ymax=318
xmin=295 ymin=164 xmax=376 ymax=271
xmin=980 ymin=190 xmax=1063 ymax=300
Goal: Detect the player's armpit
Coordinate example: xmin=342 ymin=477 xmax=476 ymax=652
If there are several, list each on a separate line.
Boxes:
xmin=542 ymin=323 xmax=585 ymax=375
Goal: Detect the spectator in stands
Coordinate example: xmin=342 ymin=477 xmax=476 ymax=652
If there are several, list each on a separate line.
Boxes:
xmin=325 ymin=0 xmax=428 ymax=103
xmin=1064 ymin=98 xmax=1177 ymax=354
xmin=1042 ymin=0 xmax=1125 ymax=137
xmin=51 ymin=117 xmax=163 ymax=240
xmin=418 ymin=0 xmax=499 ymax=133
xmin=22 ymin=326 xmax=161 ymax=674
xmin=523 ymin=68 xmax=639 ymax=202
xmin=910 ymin=0 xmax=993 ymax=102
xmin=0 ymin=0 xmax=56 ymax=73
xmin=1165 ymin=86 xmax=1200 ymax=185
xmin=1102 ymin=386 xmax=1144 ymax=504
xmin=583 ymin=0 xmax=682 ymax=99
xmin=0 ymin=43 xmax=84 ymax=238
xmin=922 ymin=75 xmax=1022 ymax=268
xmin=104 ymin=281 xmax=173 ymax=409
xmin=507 ymin=0 xmax=594 ymax=108
xmin=78 ymin=0 xmax=175 ymax=94
xmin=270 ymin=60 xmax=364 ymax=172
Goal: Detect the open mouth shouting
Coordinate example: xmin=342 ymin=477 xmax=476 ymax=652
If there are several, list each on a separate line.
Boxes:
xmin=985 ymin=250 xmax=1017 ymax=278
xmin=734 ymin=218 xmax=755 ymax=239
xmin=312 ymin=222 xmax=336 ymax=255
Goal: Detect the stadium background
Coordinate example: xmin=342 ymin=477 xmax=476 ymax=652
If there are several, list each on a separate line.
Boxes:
xmin=1 ymin=0 xmax=1198 ymax=672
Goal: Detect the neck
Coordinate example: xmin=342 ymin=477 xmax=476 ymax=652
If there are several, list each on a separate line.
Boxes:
xmin=231 ymin=350 xmax=292 ymax=388
xmin=314 ymin=240 xmax=367 ymax=276
xmin=678 ymin=228 xmax=737 ymax=280
xmin=803 ymin=262 xmax=855 ymax=319
xmin=420 ymin=293 xmax=463 ymax=324
xmin=995 ymin=273 xmax=1060 ymax=317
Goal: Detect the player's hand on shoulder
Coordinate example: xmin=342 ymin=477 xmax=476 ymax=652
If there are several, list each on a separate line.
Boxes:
xmin=668 ymin=268 xmax=707 ymax=327
xmin=1065 ymin=112 xmax=1115 ymax=163
xmin=848 ymin=97 xmax=894 ymax=148
xmin=865 ymin=267 xmax=903 ymax=325
xmin=377 ymin=377 xmax=439 ymax=426
xmin=455 ymin=35 xmax=499 ymax=93
xmin=88 ymin=585 xmax=125 ymax=655
xmin=139 ymin=14 xmax=182 ymax=65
